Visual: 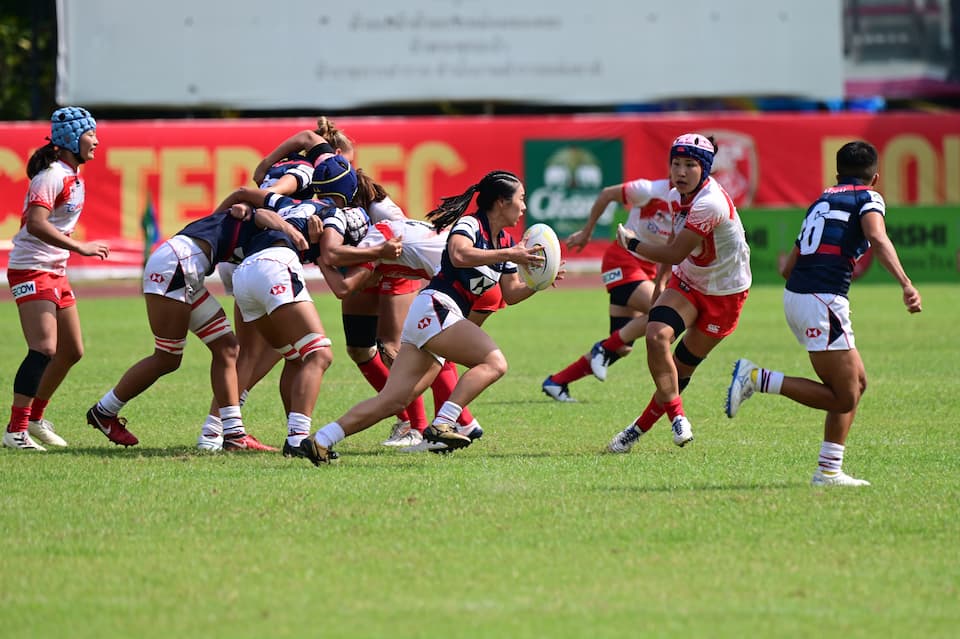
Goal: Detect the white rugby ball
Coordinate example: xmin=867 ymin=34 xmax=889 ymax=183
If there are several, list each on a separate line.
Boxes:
xmin=519 ymin=223 xmax=561 ymax=291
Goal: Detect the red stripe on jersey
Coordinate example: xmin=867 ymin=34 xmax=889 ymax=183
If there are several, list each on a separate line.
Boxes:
xmin=375 ymin=221 xmax=394 ymax=240
xmin=817 ymin=245 xmax=842 ymax=255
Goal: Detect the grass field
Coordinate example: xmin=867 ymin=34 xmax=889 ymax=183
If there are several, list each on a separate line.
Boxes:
xmin=1 ymin=282 xmax=957 ymax=638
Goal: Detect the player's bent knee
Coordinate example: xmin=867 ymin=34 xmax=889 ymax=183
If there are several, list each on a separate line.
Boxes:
xmin=347 ymin=345 xmax=377 ymax=364
xmin=13 ymin=350 xmax=52 ymax=397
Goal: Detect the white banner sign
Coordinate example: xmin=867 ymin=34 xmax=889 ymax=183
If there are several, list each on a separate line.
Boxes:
xmin=57 ymin=0 xmax=843 ymax=108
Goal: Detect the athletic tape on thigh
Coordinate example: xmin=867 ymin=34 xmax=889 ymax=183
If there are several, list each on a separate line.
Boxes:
xmin=648 ymin=305 xmax=686 ymax=338
xmin=294 ymin=333 xmax=332 ymax=360
xmin=275 ymin=344 xmax=299 ymax=361
xmin=189 ymin=294 xmax=232 ymax=344
xmin=155 ymin=335 xmax=187 ymax=355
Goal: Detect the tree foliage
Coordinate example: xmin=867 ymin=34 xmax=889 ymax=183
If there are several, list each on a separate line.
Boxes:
xmin=0 ymin=0 xmax=57 ymax=121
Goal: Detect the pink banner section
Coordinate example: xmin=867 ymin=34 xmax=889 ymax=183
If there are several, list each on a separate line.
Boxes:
xmin=1 ymin=113 xmax=957 ymax=279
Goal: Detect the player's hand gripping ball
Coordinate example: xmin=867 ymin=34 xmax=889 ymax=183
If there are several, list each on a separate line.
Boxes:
xmin=519 ymin=223 xmax=561 ymax=291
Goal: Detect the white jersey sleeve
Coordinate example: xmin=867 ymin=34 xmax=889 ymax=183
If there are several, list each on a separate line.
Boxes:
xmin=368 ymin=196 xmax=407 ymax=223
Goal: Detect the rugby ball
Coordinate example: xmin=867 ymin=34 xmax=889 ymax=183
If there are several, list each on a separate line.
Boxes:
xmin=519 ymin=223 xmax=561 ymax=291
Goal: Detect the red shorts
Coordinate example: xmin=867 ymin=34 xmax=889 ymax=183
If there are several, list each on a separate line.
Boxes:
xmin=666 ymin=273 xmax=748 ymax=338
xmin=472 ymin=284 xmax=505 ymax=313
xmin=7 ymin=269 xmax=76 ymax=309
xmin=377 ymin=275 xmax=421 ymax=296
xmin=601 ymin=242 xmax=658 ymax=292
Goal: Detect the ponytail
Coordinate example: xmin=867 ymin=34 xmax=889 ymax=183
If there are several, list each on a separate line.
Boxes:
xmin=352 ymin=168 xmax=389 ymax=209
xmin=27 ymin=142 xmax=60 ymax=179
xmin=426 ymin=170 xmax=522 ymax=232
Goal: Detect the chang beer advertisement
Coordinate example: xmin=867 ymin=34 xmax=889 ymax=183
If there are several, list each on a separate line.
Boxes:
xmin=524 ymin=139 xmax=623 ymax=238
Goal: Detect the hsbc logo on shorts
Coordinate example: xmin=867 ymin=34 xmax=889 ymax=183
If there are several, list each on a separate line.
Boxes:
xmin=707 ymin=323 xmax=720 ymax=334
xmin=806 ymin=327 xmax=822 ymax=338
xmin=270 ymin=284 xmax=287 ymax=295
xmin=11 ymin=281 xmax=37 ymax=299
xmin=149 ymin=273 xmax=164 ymax=283
xmin=418 ymin=317 xmax=432 ymax=329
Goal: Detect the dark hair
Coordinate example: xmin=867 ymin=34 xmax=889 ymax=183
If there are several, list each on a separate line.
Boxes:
xmin=836 ymin=141 xmax=878 ymax=182
xmin=27 ymin=142 xmax=61 ymax=179
xmin=426 ymin=170 xmax=522 ymax=231
xmin=352 ymin=168 xmax=389 ymax=209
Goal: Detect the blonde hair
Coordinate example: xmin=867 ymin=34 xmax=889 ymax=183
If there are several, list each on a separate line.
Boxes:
xmin=315 ymin=116 xmax=354 ymax=154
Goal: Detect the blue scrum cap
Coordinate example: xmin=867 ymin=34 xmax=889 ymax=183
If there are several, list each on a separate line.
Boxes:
xmin=312 ymin=155 xmax=358 ymax=207
xmin=670 ymin=133 xmax=716 ymax=184
xmin=51 ymin=107 xmax=96 ymax=154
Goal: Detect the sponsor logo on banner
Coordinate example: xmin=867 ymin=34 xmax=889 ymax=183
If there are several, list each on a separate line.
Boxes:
xmin=11 ymin=281 xmax=37 ymax=299
xmin=524 ymin=139 xmax=623 ymax=238
xmin=704 ymin=130 xmax=758 ymax=208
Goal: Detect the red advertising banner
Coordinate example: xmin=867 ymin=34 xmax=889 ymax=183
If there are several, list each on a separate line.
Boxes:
xmin=1 ymin=113 xmax=958 ymax=277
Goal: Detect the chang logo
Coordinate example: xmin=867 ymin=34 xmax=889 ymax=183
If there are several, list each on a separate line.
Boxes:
xmin=524 ymin=139 xmax=623 ymax=238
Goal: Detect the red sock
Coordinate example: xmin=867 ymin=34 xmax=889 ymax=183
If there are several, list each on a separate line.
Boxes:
xmin=457 ymin=405 xmax=474 ymax=427
xmin=357 ymin=353 xmax=390 ymax=391
xmin=662 ymin=396 xmax=684 ymax=421
xmin=634 ymin=397 xmax=664 ymax=432
xmin=431 ymin=360 xmax=459 ymax=407
xmin=8 ymin=405 xmax=30 ymax=433
xmin=30 ymin=398 xmax=49 ymax=422
xmin=430 ymin=361 xmax=475 ymax=427
xmin=551 ymin=357 xmax=591 ymax=385
xmin=601 ymin=331 xmax=626 ymax=353
xmin=406 ymin=396 xmax=427 ymax=433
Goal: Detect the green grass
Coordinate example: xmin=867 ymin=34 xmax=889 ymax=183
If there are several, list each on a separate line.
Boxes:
xmin=1 ymin=283 xmax=958 ymax=638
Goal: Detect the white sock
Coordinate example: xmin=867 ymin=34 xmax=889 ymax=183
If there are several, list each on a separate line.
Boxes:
xmin=457 ymin=418 xmax=480 ymax=434
xmin=434 ymin=401 xmax=462 ymax=426
xmin=314 ymin=422 xmax=345 ymax=449
xmin=98 ymin=389 xmax=126 ymax=416
xmin=219 ymin=405 xmax=244 ymax=437
xmin=286 ymin=412 xmax=312 ymax=446
xmin=755 ymin=368 xmax=784 ymax=394
xmin=818 ymin=441 xmax=845 ymax=474
xmin=202 ymin=415 xmax=222 ymax=438
xmin=239 ymin=389 xmax=249 ymax=407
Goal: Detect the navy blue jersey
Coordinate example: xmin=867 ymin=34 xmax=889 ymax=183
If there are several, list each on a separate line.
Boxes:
xmin=786 ymin=179 xmax=885 ymax=296
xmin=177 ymin=211 xmax=262 ymax=274
xmin=264 ymin=192 xmax=369 ymax=247
xmin=260 ymin=155 xmax=314 ymax=200
xmin=426 ymin=212 xmax=518 ymax=315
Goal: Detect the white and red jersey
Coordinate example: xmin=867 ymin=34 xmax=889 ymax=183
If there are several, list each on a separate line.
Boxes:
xmin=9 ymin=161 xmax=85 ymax=275
xmin=670 ymin=177 xmax=751 ymax=295
xmin=367 ymin=196 xmax=407 ymax=224
xmin=621 ymin=178 xmax=674 ymax=250
xmin=359 ymin=219 xmax=448 ymax=280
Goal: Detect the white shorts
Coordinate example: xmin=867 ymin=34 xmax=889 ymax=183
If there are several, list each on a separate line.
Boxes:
xmin=232 ymin=246 xmax=312 ymax=322
xmin=217 ymin=262 xmax=237 ymax=296
xmin=783 ymin=290 xmax=855 ymax=352
xmin=142 ymin=235 xmax=212 ymax=305
xmin=400 ymin=290 xmax=466 ymax=363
